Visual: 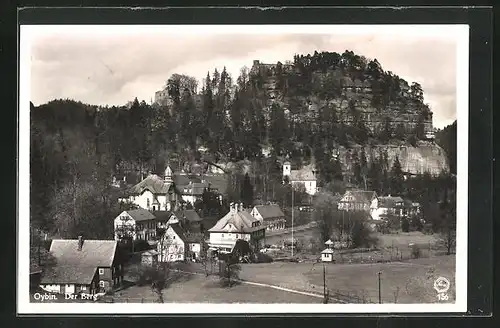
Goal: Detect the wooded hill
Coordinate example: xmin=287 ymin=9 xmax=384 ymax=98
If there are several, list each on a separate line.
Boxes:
xmin=29 ymin=50 xmax=457 ymax=238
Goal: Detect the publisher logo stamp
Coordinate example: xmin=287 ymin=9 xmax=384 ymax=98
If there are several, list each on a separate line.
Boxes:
xmin=434 ymin=277 xmax=450 ymax=301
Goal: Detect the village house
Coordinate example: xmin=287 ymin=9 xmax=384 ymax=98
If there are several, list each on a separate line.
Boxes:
xmin=40 ymin=237 xmax=123 ymax=295
xmin=114 ymin=208 xmax=169 ymax=242
xmin=283 ymin=161 xmax=319 ymax=195
xmin=172 ymin=168 xmax=227 ymax=206
xmin=337 ymin=190 xmax=378 ymax=218
xmin=164 ymin=209 xmax=204 ymax=233
xmin=118 ymin=166 xmax=181 ymax=212
xmin=250 ymin=204 xmax=286 ymax=231
xmin=208 ymin=203 xmax=266 ymax=254
xmin=157 ymin=223 xmax=204 ymax=262
xmin=371 ymin=195 xmax=405 ymax=221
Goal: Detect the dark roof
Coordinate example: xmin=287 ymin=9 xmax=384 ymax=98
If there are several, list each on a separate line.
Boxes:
xmin=153 ymin=210 xmax=173 ymax=221
xmin=174 ymin=209 xmax=202 ymax=223
xmin=340 ymin=190 xmax=377 ymax=203
xmin=253 ymin=205 xmax=285 ymax=220
xmin=41 ymin=265 xmax=97 ymax=285
xmin=126 ymin=208 xmax=156 ymax=222
xmin=169 ymin=223 xmax=187 ymax=241
xmin=168 ymin=224 xmax=203 ymax=244
xmin=49 ymin=239 xmax=118 ymax=267
xmin=378 ymin=196 xmax=404 ymax=208
xmin=129 ymin=174 xmax=175 ymax=195
xmin=203 ymin=174 xmax=229 ymax=195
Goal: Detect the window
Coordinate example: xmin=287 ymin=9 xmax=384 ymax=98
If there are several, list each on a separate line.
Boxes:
xmin=147 ymin=199 xmax=150 ymax=207
xmin=81 ymin=286 xmax=87 ymax=291
xmin=99 ymin=281 xmax=105 ymax=287
xmin=98 ymin=268 xmax=104 ymax=275
xmin=221 ymin=234 xmax=224 ymax=238
xmin=236 ymin=234 xmax=239 ymax=239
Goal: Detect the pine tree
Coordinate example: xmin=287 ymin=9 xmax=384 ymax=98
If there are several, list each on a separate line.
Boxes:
xmin=332 ymin=158 xmax=343 ymax=181
xmin=367 ymin=156 xmax=381 ymax=192
xmin=240 ymin=173 xmax=254 ymax=208
xmin=389 ymin=155 xmax=404 ymax=195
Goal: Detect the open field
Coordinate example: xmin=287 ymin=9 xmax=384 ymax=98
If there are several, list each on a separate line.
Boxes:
xmin=109 ymin=275 xmax=321 ymax=303
xmin=240 ymin=255 xmax=456 ymax=304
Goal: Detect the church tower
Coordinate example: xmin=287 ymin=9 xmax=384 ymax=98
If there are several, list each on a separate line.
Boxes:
xmin=283 ymin=161 xmax=291 ymax=177
xmin=164 ymin=165 xmax=173 ymax=183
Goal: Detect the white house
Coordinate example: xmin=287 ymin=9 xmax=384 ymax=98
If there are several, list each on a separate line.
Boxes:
xmin=321 ymin=248 xmax=334 ymax=262
xmin=119 ymin=166 xmax=181 ymax=212
xmin=337 ymin=190 xmax=378 ymax=219
xmin=156 ymin=223 xmax=203 ymax=262
xmin=208 ymin=203 xmax=266 ymax=254
xmin=283 ymin=161 xmax=318 ymax=195
xmin=371 ymin=195 xmax=405 ymax=221
xmin=114 ymin=208 xmax=169 ymax=241
xmin=250 ymin=204 xmax=286 ymax=231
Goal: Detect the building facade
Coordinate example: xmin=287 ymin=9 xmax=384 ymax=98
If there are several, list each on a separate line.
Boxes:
xmin=119 ymin=166 xmax=181 ymax=212
xmin=208 ymin=203 xmax=266 ymax=253
xmin=250 ymin=204 xmax=286 ymax=231
xmin=283 ymin=161 xmax=318 ymax=195
xmin=40 ymin=237 xmax=123 ymax=295
xmin=337 ymin=190 xmax=378 ymax=218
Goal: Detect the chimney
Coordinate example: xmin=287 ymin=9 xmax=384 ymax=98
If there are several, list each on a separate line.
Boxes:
xmin=77 ymin=235 xmax=84 ymax=251
xmin=234 ymin=203 xmax=239 ymax=212
xmin=123 ymin=175 xmax=126 ymax=182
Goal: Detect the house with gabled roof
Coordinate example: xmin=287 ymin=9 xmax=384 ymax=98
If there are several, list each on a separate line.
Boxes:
xmin=250 ymin=204 xmax=286 ymax=231
xmin=372 ymin=195 xmax=405 ymax=221
xmin=40 ymin=237 xmax=123 ymax=295
xmin=114 ymin=208 xmax=169 ymax=242
xmin=119 ymin=165 xmax=181 ymax=212
xmin=208 ymin=202 xmax=265 ymax=254
xmin=165 ymin=209 xmax=204 ymax=233
xmin=157 ymin=223 xmax=204 ymax=262
xmin=283 ymin=161 xmax=318 ymax=195
xmin=338 ymin=190 xmax=378 ymax=218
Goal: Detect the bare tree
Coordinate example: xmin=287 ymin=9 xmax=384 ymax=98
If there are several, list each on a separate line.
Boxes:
xmin=219 ymin=253 xmax=241 ymax=287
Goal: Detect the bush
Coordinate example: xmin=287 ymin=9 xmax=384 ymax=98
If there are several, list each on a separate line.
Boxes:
xmin=401 ymin=218 xmax=410 ymax=233
xmin=133 ymin=240 xmax=151 ymax=252
xmin=350 ymin=220 xmax=379 ymax=249
xmin=411 ymin=244 xmax=421 ymax=259
xmin=254 ymin=252 xmax=273 ymax=263
xmin=410 ymin=216 xmax=424 ymax=231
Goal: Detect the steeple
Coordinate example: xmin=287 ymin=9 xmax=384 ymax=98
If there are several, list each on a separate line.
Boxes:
xmin=164 ymin=165 xmax=173 ymax=183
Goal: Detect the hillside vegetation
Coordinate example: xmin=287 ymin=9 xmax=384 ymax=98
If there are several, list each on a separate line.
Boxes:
xmin=30 ymin=50 xmax=456 ymax=239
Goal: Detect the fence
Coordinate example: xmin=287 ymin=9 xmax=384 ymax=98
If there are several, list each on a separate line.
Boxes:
xmin=328 ymin=289 xmax=376 ymax=304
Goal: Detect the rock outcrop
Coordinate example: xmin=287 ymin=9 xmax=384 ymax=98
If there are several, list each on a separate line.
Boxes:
xmin=337 ymin=142 xmax=449 ymax=176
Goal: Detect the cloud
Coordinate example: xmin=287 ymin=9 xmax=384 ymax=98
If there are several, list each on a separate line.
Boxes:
xmin=29 ymin=28 xmax=458 ymax=128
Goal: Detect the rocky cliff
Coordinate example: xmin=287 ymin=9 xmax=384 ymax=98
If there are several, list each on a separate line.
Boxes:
xmin=337 ymin=142 xmax=449 ymax=176
xmin=250 ymin=58 xmax=448 ymax=176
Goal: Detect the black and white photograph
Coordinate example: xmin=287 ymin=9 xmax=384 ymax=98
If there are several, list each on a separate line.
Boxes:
xmin=18 ymin=23 xmax=469 ymax=314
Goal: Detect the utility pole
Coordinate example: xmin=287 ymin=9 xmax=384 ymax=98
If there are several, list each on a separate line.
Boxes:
xmin=323 ymin=264 xmax=327 ymax=303
xmin=378 ymin=271 xmax=382 ymax=304
xmin=291 ymin=186 xmax=294 ymax=258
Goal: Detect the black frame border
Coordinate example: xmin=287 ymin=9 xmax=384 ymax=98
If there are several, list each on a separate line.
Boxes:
xmin=5 ymin=5 xmax=493 ymax=326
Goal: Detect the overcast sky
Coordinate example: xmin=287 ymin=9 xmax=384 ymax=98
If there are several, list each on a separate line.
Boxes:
xmin=27 ymin=25 xmax=462 ymax=129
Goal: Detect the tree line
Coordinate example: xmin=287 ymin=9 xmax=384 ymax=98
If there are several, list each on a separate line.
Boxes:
xmin=30 ymin=50 xmax=455 ymax=242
